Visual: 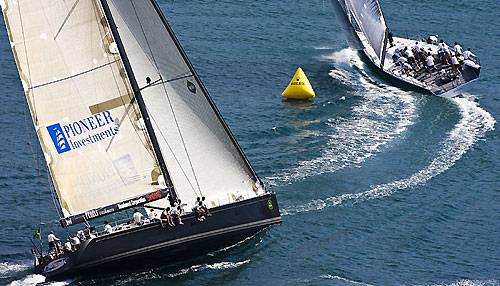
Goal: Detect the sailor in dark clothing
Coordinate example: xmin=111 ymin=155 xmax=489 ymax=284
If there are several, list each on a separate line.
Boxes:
xmin=388 ymin=31 xmax=394 ymax=47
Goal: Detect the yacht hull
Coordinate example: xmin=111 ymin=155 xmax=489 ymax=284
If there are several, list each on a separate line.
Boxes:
xmin=35 ymin=193 xmax=281 ymax=278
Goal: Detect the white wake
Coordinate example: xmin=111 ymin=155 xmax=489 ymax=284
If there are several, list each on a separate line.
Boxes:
xmin=415 ymin=279 xmax=499 ymax=286
xmin=267 ymin=49 xmax=417 ymax=186
xmin=283 ymin=97 xmax=495 ymax=215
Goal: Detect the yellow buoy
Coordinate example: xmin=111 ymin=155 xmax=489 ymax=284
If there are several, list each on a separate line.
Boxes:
xmin=281 ymin=67 xmax=315 ymax=99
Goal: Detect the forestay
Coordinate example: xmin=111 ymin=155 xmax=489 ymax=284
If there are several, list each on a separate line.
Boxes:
xmin=107 ymin=0 xmax=261 ymax=208
xmin=2 ymin=0 xmax=162 ymax=217
xmin=344 ymin=0 xmax=388 ymax=61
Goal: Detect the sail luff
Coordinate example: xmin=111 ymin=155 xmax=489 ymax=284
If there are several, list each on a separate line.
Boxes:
xmin=99 ymin=0 xmax=177 ymax=205
xmin=344 ymin=0 xmax=388 ymax=61
xmin=148 ymin=0 xmax=260 ymax=183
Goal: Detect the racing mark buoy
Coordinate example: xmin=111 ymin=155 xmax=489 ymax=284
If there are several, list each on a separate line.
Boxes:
xmin=281 ymin=67 xmax=315 ymax=99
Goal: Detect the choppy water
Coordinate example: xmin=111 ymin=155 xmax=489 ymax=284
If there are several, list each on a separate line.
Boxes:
xmin=1 ymin=0 xmax=499 ymax=285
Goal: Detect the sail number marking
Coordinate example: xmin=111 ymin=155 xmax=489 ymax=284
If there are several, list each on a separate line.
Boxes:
xmin=146 ymin=190 xmax=162 ymax=202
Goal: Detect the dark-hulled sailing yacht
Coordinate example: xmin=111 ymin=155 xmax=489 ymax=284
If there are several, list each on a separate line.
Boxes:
xmin=1 ymin=0 xmax=281 ymax=277
xmin=330 ymin=0 xmax=481 ymax=98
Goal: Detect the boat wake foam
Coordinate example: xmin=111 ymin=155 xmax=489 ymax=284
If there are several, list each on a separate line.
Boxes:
xmin=0 ymin=262 xmax=30 ymax=279
xmin=166 ymin=259 xmax=250 ymax=278
xmin=267 ymin=49 xmax=417 ymax=186
xmin=282 ymin=97 xmax=495 ymax=215
xmin=319 ymin=274 xmax=374 ymax=285
xmin=414 ymin=279 xmax=499 ymax=286
xmin=7 ymin=274 xmax=69 ymax=286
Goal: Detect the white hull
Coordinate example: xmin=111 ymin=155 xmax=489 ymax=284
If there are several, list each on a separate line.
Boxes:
xmin=357 ymin=34 xmax=479 ymax=98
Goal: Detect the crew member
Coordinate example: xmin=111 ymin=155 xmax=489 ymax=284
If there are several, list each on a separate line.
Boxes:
xmin=64 ymin=238 xmax=73 ymax=253
xmin=133 ymin=209 xmax=144 ymax=225
xmin=72 ymin=234 xmax=80 ymax=250
xmin=201 ymin=197 xmax=211 ymax=217
xmin=454 ymin=42 xmax=463 ymax=56
xmin=160 ymin=207 xmax=174 ymax=227
xmin=104 ymin=221 xmax=113 ymax=234
xmin=48 ymin=231 xmax=60 ymax=254
xmin=463 ymin=48 xmax=475 ymax=60
xmin=170 ymin=206 xmax=184 ymax=225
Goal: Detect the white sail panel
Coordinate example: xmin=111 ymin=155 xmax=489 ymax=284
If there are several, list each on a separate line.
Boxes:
xmin=330 ymin=0 xmax=363 ymax=50
xmin=3 ymin=0 xmax=160 ymax=215
xmin=345 ymin=0 xmax=387 ymax=60
xmin=108 ymin=1 xmax=260 ymax=208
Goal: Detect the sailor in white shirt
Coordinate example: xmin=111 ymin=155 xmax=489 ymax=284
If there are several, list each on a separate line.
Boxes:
xmin=147 ymin=209 xmax=156 ymax=221
xmin=48 ymin=231 xmax=60 ymax=253
xmin=428 ymin=35 xmax=438 ymax=45
xmin=397 ymin=56 xmax=407 ymax=65
xmin=133 ymin=209 xmax=143 ymax=225
xmin=64 ymin=239 xmax=73 ymax=253
xmin=454 ymin=42 xmax=463 ymax=55
xmin=426 ymin=54 xmax=436 ymax=74
xmin=463 ymin=48 xmax=475 ymax=60
xmin=451 ymin=55 xmax=460 ymax=70
xmin=413 ymin=42 xmax=421 ymax=54
xmin=72 ymin=235 xmax=80 ymax=249
xmin=103 ymin=221 xmax=113 ymax=234
xmin=404 ymin=47 xmax=415 ymax=64
xmin=170 ymin=206 xmax=184 ymax=225
xmin=438 ymin=40 xmax=446 ymax=52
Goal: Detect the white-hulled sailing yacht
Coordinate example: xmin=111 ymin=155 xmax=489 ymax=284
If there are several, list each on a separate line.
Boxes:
xmin=330 ymin=0 xmax=480 ymax=98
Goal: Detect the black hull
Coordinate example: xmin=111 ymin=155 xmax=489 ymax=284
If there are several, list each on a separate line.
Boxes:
xmin=35 ymin=193 xmax=281 ymax=278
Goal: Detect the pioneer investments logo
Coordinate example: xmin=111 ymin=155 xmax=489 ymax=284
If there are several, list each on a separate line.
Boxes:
xmin=47 ymin=111 xmax=119 ymax=154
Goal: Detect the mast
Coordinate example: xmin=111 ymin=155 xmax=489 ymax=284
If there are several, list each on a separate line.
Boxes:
xmin=99 ymin=0 xmax=177 ymax=204
xmin=148 ymin=0 xmax=260 ymax=183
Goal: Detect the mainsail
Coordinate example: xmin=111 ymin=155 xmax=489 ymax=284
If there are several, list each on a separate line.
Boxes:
xmin=2 ymin=0 xmax=170 ymax=225
xmin=343 ymin=0 xmax=388 ymax=62
xmin=3 ymin=0 xmax=262 ymax=226
xmin=107 ymin=0 xmax=261 ymax=208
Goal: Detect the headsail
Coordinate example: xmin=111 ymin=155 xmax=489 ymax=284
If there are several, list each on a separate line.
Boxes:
xmin=2 ymin=0 xmax=169 ymax=223
xmin=343 ymin=0 xmax=388 ymax=62
xmin=330 ymin=0 xmax=363 ymax=50
xmin=107 ymin=0 xmax=262 ymax=208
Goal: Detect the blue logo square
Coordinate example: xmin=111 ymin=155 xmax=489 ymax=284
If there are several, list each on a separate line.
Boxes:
xmin=47 ymin=123 xmax=71 ymax=154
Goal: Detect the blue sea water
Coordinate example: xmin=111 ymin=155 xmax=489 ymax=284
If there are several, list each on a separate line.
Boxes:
xmin=1 ymin=0 xmax=499 ymax=285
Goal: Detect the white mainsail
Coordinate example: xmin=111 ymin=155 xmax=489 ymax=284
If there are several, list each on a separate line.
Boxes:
xmin=2 ymin=0 xmax=162 ymax=217
xmin=108 ymin=0 xmax=261 ymax=208
xmin=344 ymin=0 xmax=388 ymax=61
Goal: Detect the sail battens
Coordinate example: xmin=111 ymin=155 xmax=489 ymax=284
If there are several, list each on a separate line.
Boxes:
xmin=3 ymin=0 xmax=266 ymax=224
xmin=3 ymin=0 xmax=165 ymax=217
xmin=29 ymin=59 xmax=120 ymax=90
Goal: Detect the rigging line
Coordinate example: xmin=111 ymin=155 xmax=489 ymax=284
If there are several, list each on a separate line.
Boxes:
xmin=17 ymin=1 xmax=38 ymax=123
xmin=18 ymin=2 xmax=61 ymax=221
xmin=130 ymin=1 xmax=203 ymax=197
xmin=28 ymin=59 xmax=120 ymax=90
xmin=92 ymin=3 xmax=155 ymax=161
xmin=146 ymin=104 xmax=200 ymax=197
xmin=53 ymin=0 xmax=80 ymax=40
xmin=139 ymin=73 xmax=194 ymax=91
